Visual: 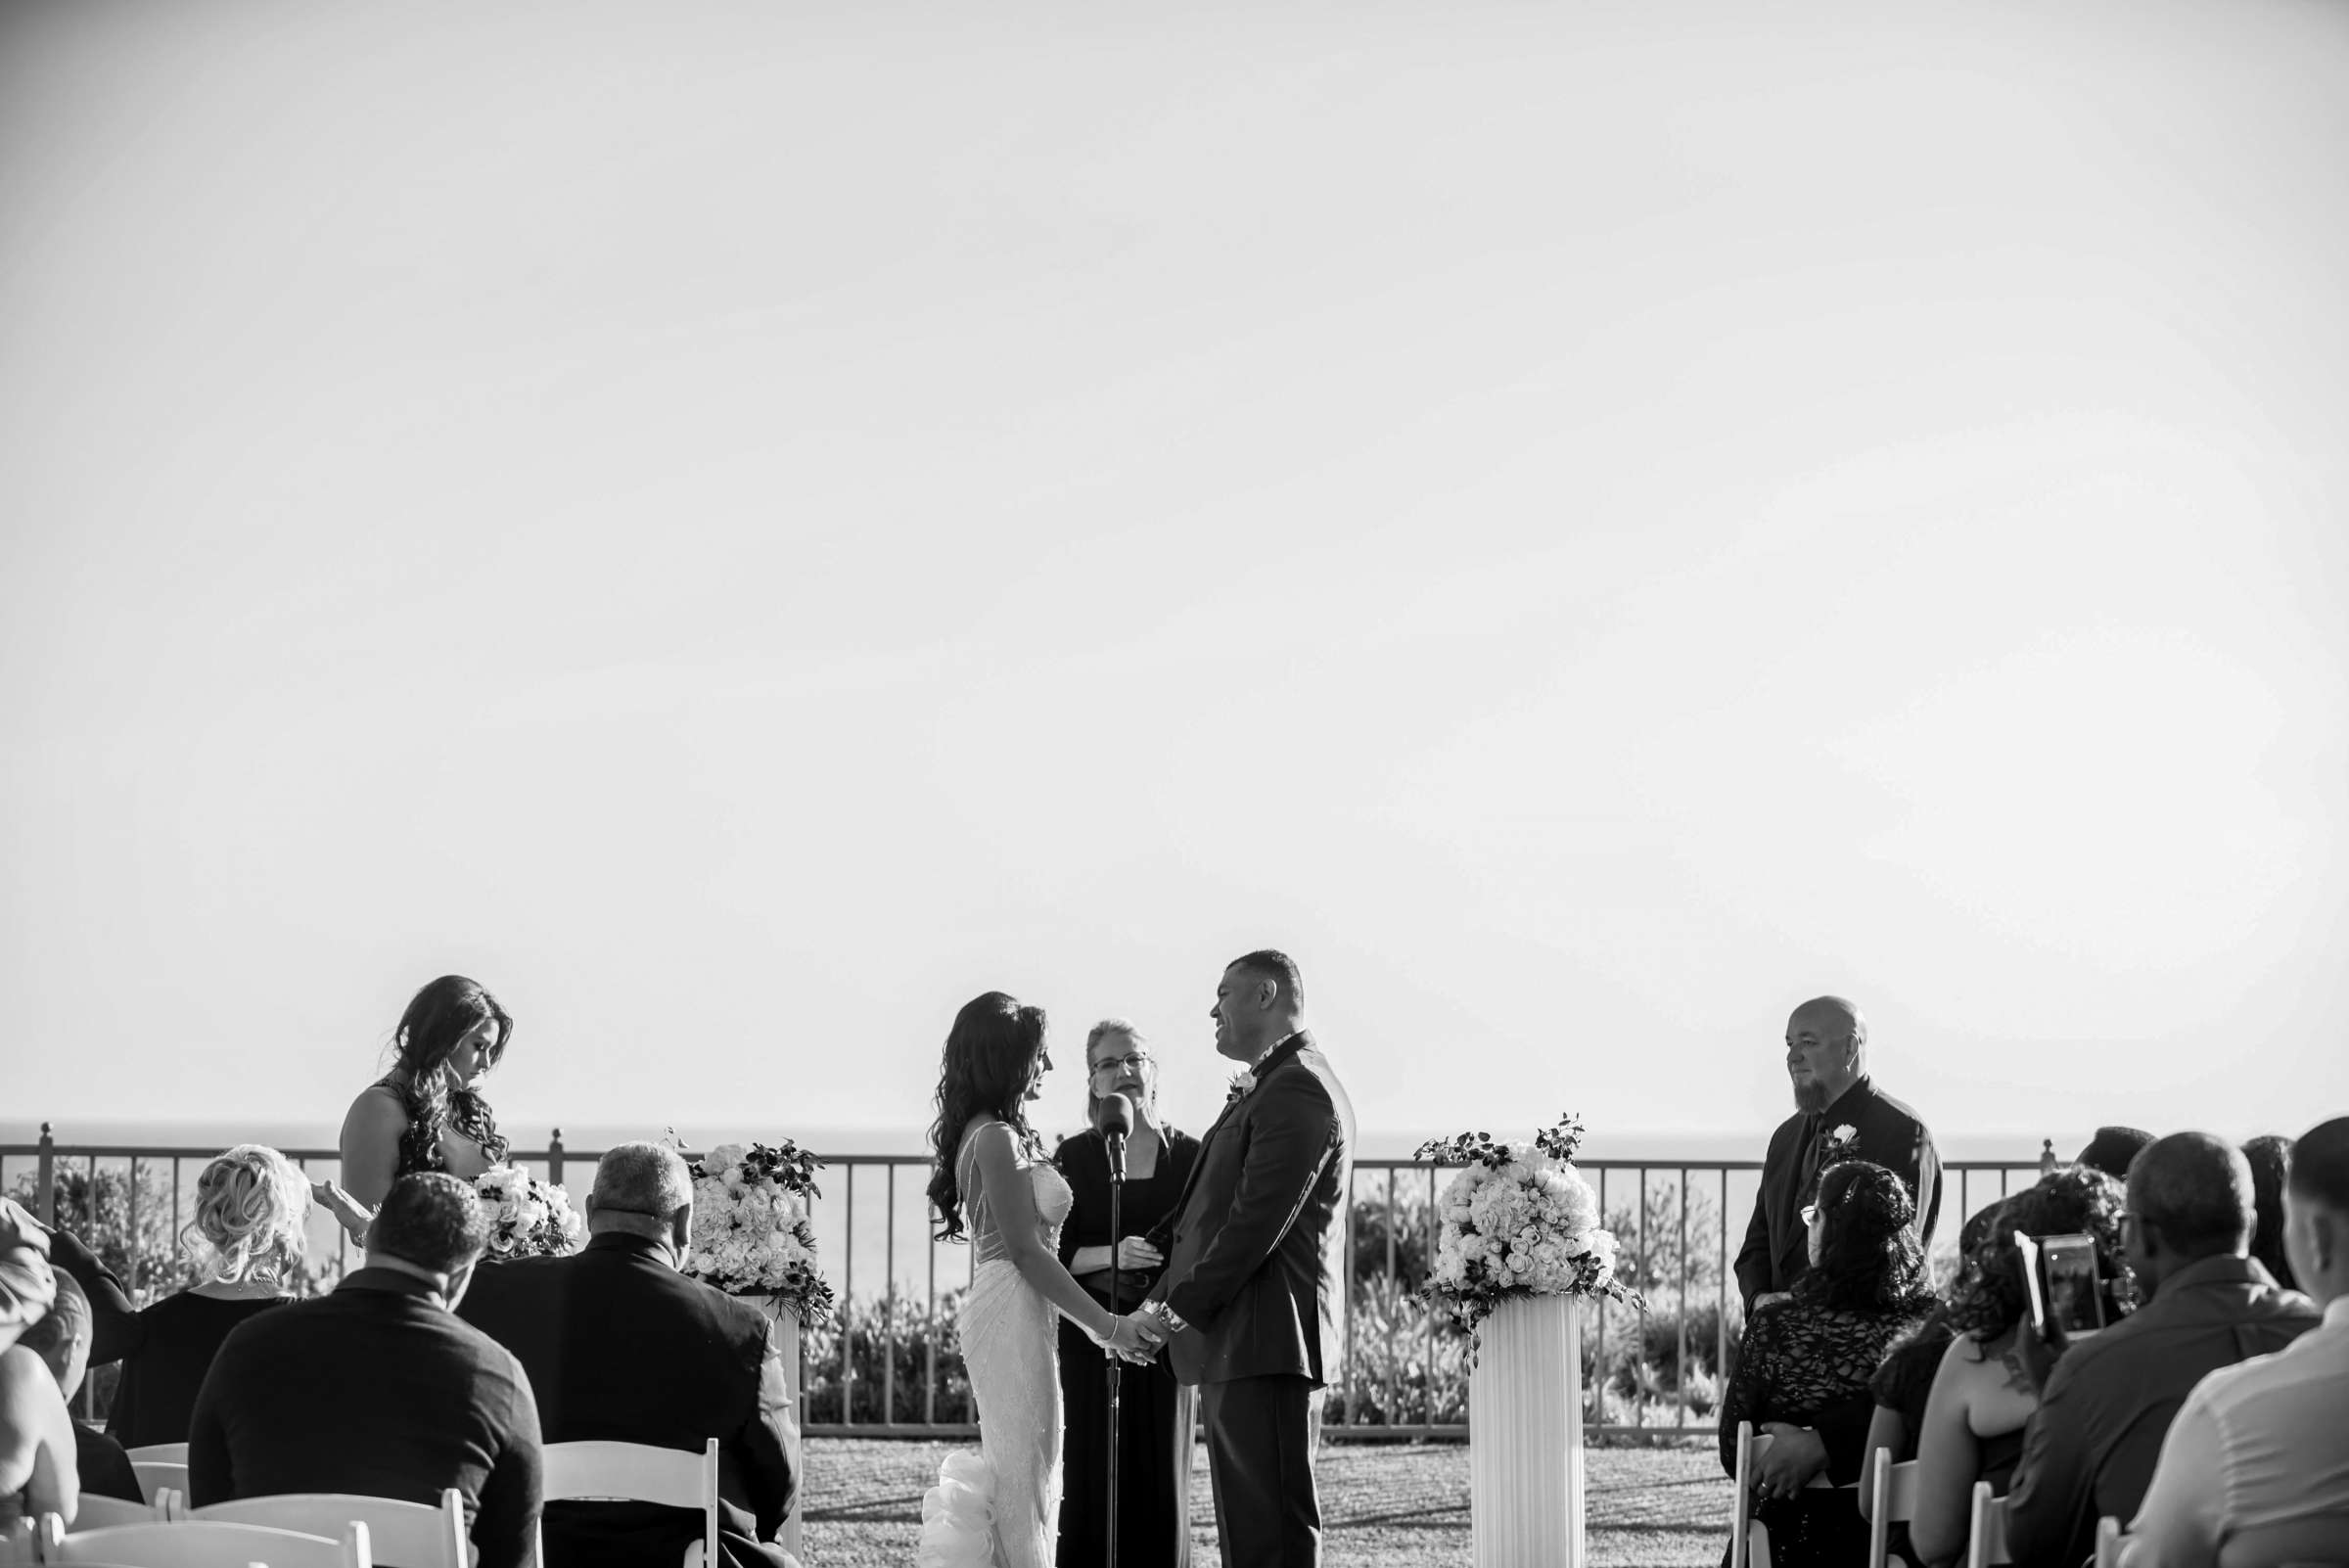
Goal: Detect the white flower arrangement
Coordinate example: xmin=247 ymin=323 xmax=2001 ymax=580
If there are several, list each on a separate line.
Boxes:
xmin=1822 ymin=1122 xmax=1861 ymax=1161
xmin=1226 ymin=1069 xmax=1259 ymax=1104
xmin=666 ymin=1130 xmax=835 ymax=1326
xmin=1416 ymin=1113 xmax=1642 ymax=1355
xmin=474 ymin=1165 xmax=585 ymax=1260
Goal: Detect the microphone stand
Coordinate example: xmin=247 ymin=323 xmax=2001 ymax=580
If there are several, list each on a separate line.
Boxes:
xmin=1104 ymin=1129 xmax=1127 ymax=1568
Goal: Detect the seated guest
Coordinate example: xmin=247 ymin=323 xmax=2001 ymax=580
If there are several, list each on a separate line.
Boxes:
xmin=47 ymin=1144 xmax=307 ymax=1448
xmin=2002 ymin=1133 xmax=2318 ymax=1568
xmin=1906 ymin=1167 xmax=2125 ymax=1567
xmin=15 ymin=1274 xmax=141 ymax=1503
xmin=188 ymin=1173 xmax=541 ymax=1568
xmin=0 ymin=1199 xmax=57 ymax=1354
xmin=2240 ymin=1133 xmax=2296 ymax=1291
xmin=1738 ymin=996 xmax=1942 ymax=1314
xmin=2122 ymin=1116 xmax=2349 ymax=1566
xmin=1866 ymin=1201 xmax=2009 ymax=1468
xmin=458 ymin=1143 xmax=797 ymax=1568
xmin=2075 ymin=1127 xmax=2154 ymax=1183
xmin=1721 ymin=1160 xmax=1937 ymax=1567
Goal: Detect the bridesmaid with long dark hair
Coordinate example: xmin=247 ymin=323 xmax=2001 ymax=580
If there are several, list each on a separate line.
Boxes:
xmin=1053 ymin=1020 xmax=1200 ymax=1568
xmin=337 ymin=976 xmax=514 ymax=1223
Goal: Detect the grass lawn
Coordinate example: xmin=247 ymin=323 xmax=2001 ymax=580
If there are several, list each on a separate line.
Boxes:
xmin=800 ymin=1437 xmax=1729 ymax=1566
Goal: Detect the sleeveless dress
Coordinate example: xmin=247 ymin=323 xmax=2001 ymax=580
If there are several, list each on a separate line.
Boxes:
xmin=918 ymin=1126 xmax=1075 ymax=1568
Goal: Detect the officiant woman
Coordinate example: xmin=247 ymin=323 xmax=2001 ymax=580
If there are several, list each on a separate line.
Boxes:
xmin=1053 ymin=1020 xmax=1201 ymax=1568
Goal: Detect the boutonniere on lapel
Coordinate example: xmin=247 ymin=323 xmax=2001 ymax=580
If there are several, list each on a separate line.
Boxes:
xmin=1822 ymin=1123 xmax=1861 ymax=1162
xmin=1225 ymin=1069 xmax=1259 ymax=1105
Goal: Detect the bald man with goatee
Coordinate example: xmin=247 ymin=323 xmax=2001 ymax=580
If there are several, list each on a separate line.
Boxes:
xmin=1734 ymin=996 xmax=1941 ymax=1314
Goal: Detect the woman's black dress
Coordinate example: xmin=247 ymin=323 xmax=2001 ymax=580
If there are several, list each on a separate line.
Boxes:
xmin=1718 ymin=1293 xmax=1931 ymax=1568
xmin=49 ymin=1227 xmax=290 ymax=1448
xmin=1052 ymin=1125 xmax=1201 ymax=1568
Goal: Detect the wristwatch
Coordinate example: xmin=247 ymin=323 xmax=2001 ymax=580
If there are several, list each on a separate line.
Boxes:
xmin=1143 ymin=1300 xmax=1189 ymax=1334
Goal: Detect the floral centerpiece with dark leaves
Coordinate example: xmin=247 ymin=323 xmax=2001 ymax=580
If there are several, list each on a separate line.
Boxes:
xmin=664 ymin=1130 xmax=835 ymax=1326
xmin=1416 ymin=1112 xmax=1641 ymax=1352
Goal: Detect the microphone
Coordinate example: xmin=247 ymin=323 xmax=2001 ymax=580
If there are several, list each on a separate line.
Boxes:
xmin=1098 ymin=1091 xmax=1135 ymax=1183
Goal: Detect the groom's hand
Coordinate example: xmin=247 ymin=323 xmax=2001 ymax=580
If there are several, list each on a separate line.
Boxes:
xmin=1104 ymin=1313 xmax=1165 ymax=1363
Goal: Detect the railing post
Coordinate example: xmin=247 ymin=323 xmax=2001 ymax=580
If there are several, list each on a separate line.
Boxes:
xmin=548 ymin=1129 xmax=565 ymax=1187
xmin=34 ymin=1123 xmax=55 ymax=1225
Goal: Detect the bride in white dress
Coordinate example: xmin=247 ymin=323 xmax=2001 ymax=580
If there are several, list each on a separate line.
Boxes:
xmin=919 ymin=992 xmax=1164 ymax=1568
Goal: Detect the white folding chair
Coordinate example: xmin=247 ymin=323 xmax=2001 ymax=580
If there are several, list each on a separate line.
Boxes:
xmin=34 ymin=1518 xmax=370 ymax=1568
xmin=2096 ymin=1516 xmax=2124 ymax=1568
xmin=1729 ymin=1421 xmax=1775 ymax=1568
xmin=189 ymin=1491 xmax=465 ymax=1568
xmin=69 ymin=1496 xmax=164 ymax=1532
xmin=126 ymin=1465 xmax=186 ymax=1508
xmin=120 ymin=1448 xmax=187 ymax=1467
xmin=1865 ymin=1450 xmax=1920 ymax=1568
xmin=540 ymin=1439 xmax=718 ymax=1568
xmin=1967 ymin=1480 xmax=2012 ymax=1568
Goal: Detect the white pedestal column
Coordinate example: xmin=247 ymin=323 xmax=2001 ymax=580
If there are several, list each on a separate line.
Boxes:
xmin=745 ymin=1296 xmax=806 ymax=1557
xmin=1469 ymin=1294 xmax=1586 ymax=1568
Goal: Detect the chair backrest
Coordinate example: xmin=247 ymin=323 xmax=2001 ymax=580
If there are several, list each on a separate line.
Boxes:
xmin=1865 ymin=1451 xmax=1921 ymax=1568
xmin=120 ymin=1447 xmax=188 ymax=1467
xmin=38 ymin=1519 xmax=371 ymax=1568
xmin=1967 ymin=1481 xmax=2012 ymax=1568
xmin=540 ymin=1439 xmax=717 ymax=1568
xmin=2215 ymin=1513 xmax=2349 ymax=1568
xmin=1730 ymin=1422 xmax=1764 ymax=1568
xmin=2095 ymin=1517 xmax=2124 ymax=1568
xmin=126 ymin=1464 xmax=187 ymax=1508
xmin=70 ymin=1495 xmax=162 ymax=1531
xmin=190 ymin=1492 xmax=465 ymax=1568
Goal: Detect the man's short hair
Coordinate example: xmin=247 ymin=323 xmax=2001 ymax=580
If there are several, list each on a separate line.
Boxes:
xmin=2076 ymin=1126 xmax=2156 ymax=1182
xmin=1227 ymin=949 xmax=1304 ymax=1010
xmin=592 ymin=1143 xmax=693 ymax=1219
xmin=2128 ymin=1131 xmax=2255 ymax=1260
xmin=367 ymin=1172 xmax=488 ymax=1273
xmin=2285 ymin=1117 xmax=2349 ymax=1213
xmin=16 ymin=1269 xmax=90 ymax=1385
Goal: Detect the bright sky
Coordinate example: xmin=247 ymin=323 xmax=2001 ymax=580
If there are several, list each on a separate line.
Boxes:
xmin=4 ymin=0 xmax=2345 ymax=1156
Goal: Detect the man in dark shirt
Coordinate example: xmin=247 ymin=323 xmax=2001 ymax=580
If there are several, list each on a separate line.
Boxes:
xmin=1735 ymin=995 xmax=1942 ymax=1312
xmin=15 ymin=1272 xmax=142 ymax=1502
xmin=459 ymin=1142 xmax=798 ymax=1568
xmin=2004 ymin=1132 xmax=2318 ymax=1568
xmin=188 ymin=1174 xmax=542 ymax=1568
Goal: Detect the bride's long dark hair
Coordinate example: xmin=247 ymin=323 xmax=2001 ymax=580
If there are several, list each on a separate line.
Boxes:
xmin=927 ymin=992 xmax=1047 ymax=1242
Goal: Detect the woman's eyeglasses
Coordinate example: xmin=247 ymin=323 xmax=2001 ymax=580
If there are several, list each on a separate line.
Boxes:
xmin=1090 ymin=1053 xmax=1153 ymax=1078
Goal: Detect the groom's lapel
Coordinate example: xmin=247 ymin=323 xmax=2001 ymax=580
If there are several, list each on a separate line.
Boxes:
xmin=1170 ymin=1032 xmax=1313 ymax=1223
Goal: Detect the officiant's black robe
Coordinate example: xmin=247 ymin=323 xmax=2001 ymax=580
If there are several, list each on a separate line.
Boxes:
xmin=1734 ymin=1076 xmax=1941 ymax=1313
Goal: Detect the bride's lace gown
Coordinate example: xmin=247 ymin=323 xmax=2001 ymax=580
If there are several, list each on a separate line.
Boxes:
xmin=919 ymin=1126 xmax=1074 ymax=1568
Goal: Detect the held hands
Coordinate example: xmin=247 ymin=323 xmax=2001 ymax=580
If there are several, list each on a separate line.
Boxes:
xmin=1099 ymin=1311 xmax=1166 ymax=1365
xmin=1754 ymin=1423 xmax=1827 ymax=1501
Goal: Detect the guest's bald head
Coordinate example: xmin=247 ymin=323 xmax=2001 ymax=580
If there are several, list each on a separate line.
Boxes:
xmin=2283 ymin=1117 xmax=2349 ymax=1307
xmin=2127 ymin=1132 xmax=2255 ymax=1276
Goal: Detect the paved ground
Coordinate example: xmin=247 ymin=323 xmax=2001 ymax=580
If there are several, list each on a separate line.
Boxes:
xmin=800 ymin=1437 xmax=1729 ymax=1566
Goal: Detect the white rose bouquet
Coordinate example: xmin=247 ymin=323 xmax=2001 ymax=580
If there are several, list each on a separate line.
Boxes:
xmin=666 ymin=1130 xmax=835 ymax=1327
xmin=1416 ymin=1112 xmax=1641 ymax=1355
xmin=474 ymin=1165 xmax=586 ymax=1260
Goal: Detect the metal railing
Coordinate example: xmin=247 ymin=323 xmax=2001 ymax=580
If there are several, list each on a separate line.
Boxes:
xmin=3 ymin=1125 xmax=2054 ymax=1441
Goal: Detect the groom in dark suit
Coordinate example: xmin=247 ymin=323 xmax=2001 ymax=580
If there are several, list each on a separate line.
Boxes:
xmin=1734 ymin=994 xmax=1942 ymax=1314
xmin=1140 ymin=949 xmax=1356 ymax=1568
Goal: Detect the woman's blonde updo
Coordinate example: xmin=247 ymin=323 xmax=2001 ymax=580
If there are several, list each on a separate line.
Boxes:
xmin=182 ymin=1144 xmax=312 ymax=1286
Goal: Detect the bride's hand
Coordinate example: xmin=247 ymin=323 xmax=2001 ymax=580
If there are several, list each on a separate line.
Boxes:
xmin=1103 ymin=1313 xmax=1164 ymax=1363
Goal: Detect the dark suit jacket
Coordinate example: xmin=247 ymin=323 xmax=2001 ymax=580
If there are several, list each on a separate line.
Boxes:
xmin=2003 ymin=1256 xmax=2317 ymax=1568
xmin=1149 ymin=1032 xmax=1356 ymax=1388
xmin=1733 ymin=1076 xmax=1941 ymax=1312
xmin=74 ymin=1422 xmax=143 ymax=1502
xmin=456 ymin=1232 xmax=798 ymax=1568
xmin=187 ymin=1268 xmax=542 ymax=1568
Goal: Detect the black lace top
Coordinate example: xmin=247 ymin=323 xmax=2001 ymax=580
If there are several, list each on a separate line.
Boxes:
xmin=374 ymin=1074 xmax=509 ymax=1176
xmin=1721 ymin=1293 xmax=1932 ymax=1481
